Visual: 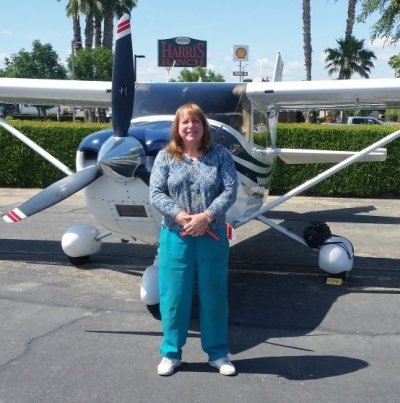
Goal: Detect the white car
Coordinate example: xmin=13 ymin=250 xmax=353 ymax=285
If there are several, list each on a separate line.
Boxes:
xmin=347 ymin=116 xmax=383 ymax=125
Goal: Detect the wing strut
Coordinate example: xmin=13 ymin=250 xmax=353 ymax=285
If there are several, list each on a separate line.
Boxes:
xmin=0 ymin=119 xmax=73 ymax=176
xmin=257 ymin=215 xmax=308 ymax=246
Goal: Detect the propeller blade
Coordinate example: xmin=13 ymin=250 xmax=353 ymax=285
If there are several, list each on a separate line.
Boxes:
xmin=3 ymin=165 xmax=101 ymax=223
xmin=112 ymin=14 xmax=134 ymax=138
xmin=97 ymin=14 xmax=143 ymax=180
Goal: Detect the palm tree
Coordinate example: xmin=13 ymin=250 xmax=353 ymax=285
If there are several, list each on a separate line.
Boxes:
xmin=325 ymin=35 xmax=376 ymax=79
xmin=329 ymin=0 xmax=358 ymax=40
xmin=58 ymin=0 xmax=83 ymax=52
xmin=59 ymin=0 xmax=138 ymax=122
xmin=103 ymin=0 xmax=138 ymax=49
xmin=325 ymin=1 xmax=358 ymax=123
xmin=59 ymin=1 xmax=137 ymax=50
xmin=80 ymin=0 xmax=104 ymax=49
xmin=388 ymin=55 xmax=400 ymax=77
xmin=58 ymin=0 xmax=102 ymax=50
xmin=345 ymin=0 xmax=358 ymax=40
xmin=302 ymin=0 xmax=312 ymax=122
xmin=302 ymin=0 xmax=312 ymax=81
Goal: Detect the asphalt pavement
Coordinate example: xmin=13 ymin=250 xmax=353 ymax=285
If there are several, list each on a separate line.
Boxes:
xmin=1 ymin=188 xmax=400 ymax=403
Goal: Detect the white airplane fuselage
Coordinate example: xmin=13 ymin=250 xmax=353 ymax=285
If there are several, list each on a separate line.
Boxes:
xmin=76 ymin=82 xmax=275 ymax=244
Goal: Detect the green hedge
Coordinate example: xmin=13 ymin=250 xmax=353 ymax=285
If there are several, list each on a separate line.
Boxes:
xmin=260 ymin=124 xmax=400 ymax=197
xmin=0 ymin=120 xmax=109 ymax=187
xmin=1 ymin=120 xmax=400 ymax=197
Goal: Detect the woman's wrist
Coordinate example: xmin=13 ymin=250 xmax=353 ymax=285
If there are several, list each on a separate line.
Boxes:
xmin=204 ymin=211 xmax=214 ymax=223
xmin=175 ymin=211 xmax=188 ymax=226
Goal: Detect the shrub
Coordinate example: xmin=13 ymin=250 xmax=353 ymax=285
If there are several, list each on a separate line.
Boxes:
xmin=0 ymin=120 xmax=108 ymax=187
xmin=1 ymin=121 xmax=400 ymax=197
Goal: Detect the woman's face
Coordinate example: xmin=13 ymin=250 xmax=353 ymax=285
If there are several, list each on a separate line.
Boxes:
xmin=178 ymin=110 xmax=204 ymax=148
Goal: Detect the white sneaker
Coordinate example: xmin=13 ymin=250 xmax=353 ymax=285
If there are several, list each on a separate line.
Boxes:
xmin=209 ymin=357 xmax=236 ymax=376
xmin=157 ymin=357 xmax=181 ymax=376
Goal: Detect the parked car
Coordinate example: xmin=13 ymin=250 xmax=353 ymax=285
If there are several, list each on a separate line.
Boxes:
xmin=347 ymin=116 xmax=383 ymax=125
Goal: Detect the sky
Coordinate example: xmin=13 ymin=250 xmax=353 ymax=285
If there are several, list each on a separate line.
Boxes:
xmin=0 ymin=0 xmax=398 ymax=82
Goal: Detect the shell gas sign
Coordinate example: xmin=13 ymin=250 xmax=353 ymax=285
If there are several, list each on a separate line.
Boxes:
xmin=233 ymin=45 xmax=249 ymax=61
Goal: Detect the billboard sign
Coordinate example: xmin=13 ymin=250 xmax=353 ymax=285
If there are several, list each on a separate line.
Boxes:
xmin=158 ymin=37 xmax=207 ymax=67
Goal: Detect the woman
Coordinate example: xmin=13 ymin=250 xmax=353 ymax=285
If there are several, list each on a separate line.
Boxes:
xmin=149 ymin=103 xmax=238 ymax=376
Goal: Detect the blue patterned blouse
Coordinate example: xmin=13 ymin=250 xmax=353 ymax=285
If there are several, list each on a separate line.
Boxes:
xmin=150 ymin=143 xmax=238 ymax=230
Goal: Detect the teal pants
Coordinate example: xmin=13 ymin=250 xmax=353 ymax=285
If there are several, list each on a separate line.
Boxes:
xmin=158 ymin=226 xmax=230 ymax=361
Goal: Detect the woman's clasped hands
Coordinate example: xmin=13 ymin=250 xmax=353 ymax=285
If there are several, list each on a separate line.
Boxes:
xmin=175 ymin=211 xmax=209 ymax=237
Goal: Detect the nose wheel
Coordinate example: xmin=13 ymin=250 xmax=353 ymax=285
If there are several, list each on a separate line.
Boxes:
xmin=68 ymin=255 xmax=91 ymax=266
xmin=61 ymin=224 xmax=111 ymax=265
xmin=146 ymin=303 xmax=161 ymax=320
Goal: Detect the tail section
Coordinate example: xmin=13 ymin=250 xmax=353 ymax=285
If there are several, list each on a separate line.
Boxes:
xmin=272 ymin=52 xmax=284 ymax=82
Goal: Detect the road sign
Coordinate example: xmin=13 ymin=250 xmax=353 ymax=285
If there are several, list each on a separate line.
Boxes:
xmin=233 ymin=71 xmax=248 ymax=76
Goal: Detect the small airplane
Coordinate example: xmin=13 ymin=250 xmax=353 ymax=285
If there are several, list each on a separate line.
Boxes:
xmin=2 ymin=14 xmax=400 ymax=309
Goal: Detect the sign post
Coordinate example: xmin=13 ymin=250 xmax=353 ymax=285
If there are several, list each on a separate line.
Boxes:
xmin=233 ymin=45 xmax=249 ymax=82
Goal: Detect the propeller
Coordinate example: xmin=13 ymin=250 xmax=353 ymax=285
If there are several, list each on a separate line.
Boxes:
xmin=3 ymin=165 xmax=101 ymax=223
xmin=3 ymin=14 xmax=138 ymax=223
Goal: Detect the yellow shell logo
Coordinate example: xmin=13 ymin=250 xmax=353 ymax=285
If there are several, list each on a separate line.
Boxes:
xmin=235 ymin=47 xmax=247 ymax=59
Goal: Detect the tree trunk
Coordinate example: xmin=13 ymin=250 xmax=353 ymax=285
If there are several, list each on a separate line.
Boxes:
xmin=94 ymin=16 xmax=102 ymax=47
xmin=72 ymin=16 xmax=83 ymax=50
xmin=302 ymin=0 xmax=312 ymax=81
xmin=345 ymin=0 xmax=357 ymax=40
xmin=84 ymin=15 xmax=94 ymax=49
xmin=302 ymin=0 xmax=313 ymax=123
xmin=103 ymin=7 xmax=114 ymax=49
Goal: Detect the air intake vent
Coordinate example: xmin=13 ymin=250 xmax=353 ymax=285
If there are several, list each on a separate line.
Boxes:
xmin=116 ymin=204 xmax=148 ymax=217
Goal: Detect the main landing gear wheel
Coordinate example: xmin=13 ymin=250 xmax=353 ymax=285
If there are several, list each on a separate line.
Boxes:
xmin=318 ymin=236 xmax=354 ymax=275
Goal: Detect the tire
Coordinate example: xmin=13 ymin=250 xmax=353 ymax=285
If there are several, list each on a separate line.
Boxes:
xmin=68 ymin=255 xmax=91 ymax=266
xmin=146 ymin=304 xmax=161 ymax=320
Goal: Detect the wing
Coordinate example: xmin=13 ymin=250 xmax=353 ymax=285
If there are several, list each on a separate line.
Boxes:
xmin=247 ymin=77 xmax=399 ymax=164
xmin=246 ymin=78 xmax=400 ymax=110
xmin=0 ymin=77 xmax=111 ymax=107
xmin=2 ymin=73 xmax=400 ymax=111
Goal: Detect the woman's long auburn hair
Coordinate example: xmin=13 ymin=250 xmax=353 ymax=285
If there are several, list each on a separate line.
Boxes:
xmin=166 ymin=103 xmax=212 ymax=160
